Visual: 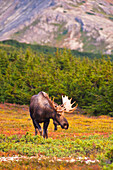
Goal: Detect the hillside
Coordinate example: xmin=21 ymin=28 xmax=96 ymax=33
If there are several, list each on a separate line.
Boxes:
xmin=0 ymin=0 xmax=113 ymax=54
xmin=1 ymin=39 xmax=113 ymax=60
xmin=0 ymin=40 xmax=113 ymax=116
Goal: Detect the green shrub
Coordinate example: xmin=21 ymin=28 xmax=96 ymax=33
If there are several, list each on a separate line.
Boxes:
xmin=106 ymin=147 xmax=113 ymax=163
xmin=0 ymin=41 xmax=113 ymax=116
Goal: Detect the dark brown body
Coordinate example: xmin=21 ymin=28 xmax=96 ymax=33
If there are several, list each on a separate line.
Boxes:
xmin=29 ymin=91 xmax=69 ymax=138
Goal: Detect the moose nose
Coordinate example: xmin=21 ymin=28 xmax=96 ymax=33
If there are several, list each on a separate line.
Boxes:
xmin=63 ymin=123 xmax=69 ymax=129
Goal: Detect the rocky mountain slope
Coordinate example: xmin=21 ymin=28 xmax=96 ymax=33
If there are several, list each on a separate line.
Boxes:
xmin=0 ymin=0 xmax=113 ymax=54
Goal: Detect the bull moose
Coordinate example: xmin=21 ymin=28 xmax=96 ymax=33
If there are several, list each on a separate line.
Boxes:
xmin=30 ymin=91 xmax=77 ymax=138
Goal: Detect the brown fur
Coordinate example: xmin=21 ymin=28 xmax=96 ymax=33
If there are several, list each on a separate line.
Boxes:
xmin=30 ymin=91 xmax=69 ymax=138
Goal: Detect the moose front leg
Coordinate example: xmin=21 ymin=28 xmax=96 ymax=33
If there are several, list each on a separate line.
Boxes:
xmin=43 ymin=119 xmax=50 ymax=138
xmin=33 ymin=119 xmax=42 ymax=136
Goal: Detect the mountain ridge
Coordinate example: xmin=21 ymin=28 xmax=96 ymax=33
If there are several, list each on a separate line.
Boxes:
xmin=0 ymin=0 xmax=113 ymax=54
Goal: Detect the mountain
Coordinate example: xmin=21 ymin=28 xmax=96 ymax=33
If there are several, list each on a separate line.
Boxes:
xmin=0 ymin=0 xmax=113 ymax=54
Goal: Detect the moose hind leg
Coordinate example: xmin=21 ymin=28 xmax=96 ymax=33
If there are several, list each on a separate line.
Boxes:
xmin=33 ymin=119 xmax=42 ymax=136
xmin=43 ymin=119 xmax=50 ymax=138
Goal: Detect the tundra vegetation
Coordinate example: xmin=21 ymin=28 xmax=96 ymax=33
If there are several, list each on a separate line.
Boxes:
xmin=0 ymin=40 xmax=113 ymax=169
xmin=0 ymin=103 xmax=113 ymax=169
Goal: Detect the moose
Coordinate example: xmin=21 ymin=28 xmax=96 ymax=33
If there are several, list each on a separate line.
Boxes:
xmin=30 ymin=91 xmax=78 ymax=138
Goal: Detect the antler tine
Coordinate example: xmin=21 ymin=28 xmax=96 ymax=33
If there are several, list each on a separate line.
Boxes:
xmin=71 ymin=101 xmax=76 ymax=106
xmin=65 ymin=104 xmax=78 ymax=113
xmin=52 ymin=97 xmax=55 ymax=102
xmin=49 ymin=95 xmax=64 ymax=113
xmin=50 ymin=97 xmax=56 ymax=110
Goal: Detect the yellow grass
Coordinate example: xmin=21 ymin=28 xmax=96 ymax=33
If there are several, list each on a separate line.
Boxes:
xmin=0 ymin=103 xmax=113 ymax=139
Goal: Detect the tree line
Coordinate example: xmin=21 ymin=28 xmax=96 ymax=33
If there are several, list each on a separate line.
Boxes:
xmin=0 ymin=43 xmax=113 ymax=116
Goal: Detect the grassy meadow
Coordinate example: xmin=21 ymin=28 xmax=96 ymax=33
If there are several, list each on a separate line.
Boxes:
xmin=0 ymin=40 xmax=113 ymax=169
xmin=0 ymin=103 xmax=113 ymax=170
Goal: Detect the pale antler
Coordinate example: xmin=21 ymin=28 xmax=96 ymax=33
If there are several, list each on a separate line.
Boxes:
xmin=62 ymin=95 xmax=78 ymax=113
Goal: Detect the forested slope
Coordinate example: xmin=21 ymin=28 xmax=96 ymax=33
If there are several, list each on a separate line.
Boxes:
xmin=0 ymin=40 xmax=113 ymax=116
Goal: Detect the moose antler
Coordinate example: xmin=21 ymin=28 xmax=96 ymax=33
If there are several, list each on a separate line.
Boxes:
xmin=62 ymin=95 xmax=78 ymax=113
xmin=42 ymin=92 xmax=64 ymax=114
xmin=42 ymin=92 xmax=77 ymax=114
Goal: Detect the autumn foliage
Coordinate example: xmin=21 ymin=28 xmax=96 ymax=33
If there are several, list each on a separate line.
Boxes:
xmin=0 ymin=103 xmax=113 ymax=169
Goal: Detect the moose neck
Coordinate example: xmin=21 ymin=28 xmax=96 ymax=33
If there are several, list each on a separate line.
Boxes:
xmin=50 ymin=110 xmax=56 ymax=120
xmin=44 ymin=106 xmax=56 ymax=120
